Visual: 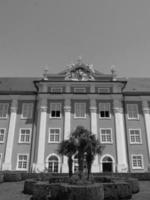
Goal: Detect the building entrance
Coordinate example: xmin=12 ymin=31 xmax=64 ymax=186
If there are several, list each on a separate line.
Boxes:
xmin=102 ymin=156 xmax=113 ymax=172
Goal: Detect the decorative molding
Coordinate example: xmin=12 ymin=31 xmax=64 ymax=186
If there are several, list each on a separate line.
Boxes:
xmin=90 ymin=106 xmax=97 ymax=113
xmin=64 ymin=106 xmax=71 ymax=112
xmin=142 ymin=101 xmax=150 ymax=114
xmin=65 ymin=59 xmax=95 ymax=81
xmin=40 ymin=106 xmax=47 ymax=112
xmin=113 ymin=107 xmax=123 ymax=114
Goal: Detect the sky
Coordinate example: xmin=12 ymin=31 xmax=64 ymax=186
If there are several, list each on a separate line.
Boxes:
xmin=0 ymin=0 xmax=150 ymax=78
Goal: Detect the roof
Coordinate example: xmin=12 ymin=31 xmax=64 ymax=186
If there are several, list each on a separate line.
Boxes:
xmin=0 ymin=78 xmax=40 ymax=93
xmin=123 ymin=78 xmax=150 ymax=93
xmin=0 ymin=77 xmax=150 ymax=94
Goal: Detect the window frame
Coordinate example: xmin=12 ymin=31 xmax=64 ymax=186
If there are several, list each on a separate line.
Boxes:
xmin=129 ymin=129 xmax=142 ymax=144
xmin=21 ymin=103 xmax=33 ymax=119
xmin=48 ymin=128 xmax=61 ymax=143
xmin=99 ymin=102 xmax=111 ymax=119
xmin=16 ymin=153 xmax=29 ymax=171
xmin=0 ymin=103 xmax=9 ymax=119
xmin=49 ymin=103 xmax=62 ymax=119
xmin=74 ymin=102 xmax=86 ymax=119
xmin=131 ymin=154 xmax=144 ymax=169
xmin=127 ymin=104 xmax=139 ymax=120
xmin=19 ymin=128 xmax=32 ymax=144
xmin=100 ymin=128 xmax=113 ymax=144
xmin=0 ymin=128 xmax=6 ymax=143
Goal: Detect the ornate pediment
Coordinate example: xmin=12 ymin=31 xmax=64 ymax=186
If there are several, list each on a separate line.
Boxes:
xmin=65 ymin=58 xmax=95 ymax=81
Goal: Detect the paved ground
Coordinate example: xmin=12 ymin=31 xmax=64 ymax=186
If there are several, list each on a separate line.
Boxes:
xmin=0 ymin=180 xmax=150 ymax=200
xmin=0 ymin=181 xmax=31 ymax=200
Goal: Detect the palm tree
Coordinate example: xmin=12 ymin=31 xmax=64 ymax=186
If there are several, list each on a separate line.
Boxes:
xmin=85 ymin=134 xmax=104 ymax=179
xmin=72 ymin=126 xmax=104 ymax=179
xmin=58 ymin=137 xmax=76 ymax=177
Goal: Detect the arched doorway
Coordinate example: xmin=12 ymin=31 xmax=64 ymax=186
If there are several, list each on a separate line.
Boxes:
xmin=47 ymin=155 xmax=59 ymax=173
xmin=102 ymin=156 xmax=113 ymax=172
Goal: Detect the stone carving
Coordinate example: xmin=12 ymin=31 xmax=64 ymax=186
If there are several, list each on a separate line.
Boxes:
xmin=65 ymin=59 xmax=95 ymax=81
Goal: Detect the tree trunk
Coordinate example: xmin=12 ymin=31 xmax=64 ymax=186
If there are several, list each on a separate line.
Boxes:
xmin=68 ymin=156 xmax=73 ymax=177
xmin=78 ymin=153 xmax=84 ymax=179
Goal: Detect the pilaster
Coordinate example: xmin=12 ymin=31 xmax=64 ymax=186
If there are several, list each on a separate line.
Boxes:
xmin=142 ymin=100 xmax=150 ymax=161
xmin=62 ymin=98 xmax=71 ymax=173
xmin=35 ymin=95 xmax=47 ymax=172
xmin=2 ymin=97 xmax=18 ymax=170
xmin=90 ymin=98 xmax=99 ymax=172
xmin=113 ymin=99 xmax=128 ymax=172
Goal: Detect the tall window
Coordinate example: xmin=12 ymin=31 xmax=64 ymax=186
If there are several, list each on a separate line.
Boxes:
xmin=100 ymin=129 xmax=113 ymax=143
xmin=131 ymin=154 xmax=144 ymax=169
xmin=19 ymin=129 xmax=31 ymax=143
xmin=50 ymin=103 xmax=61 ymax=118
xmin=127 ymin=104 xmax=139 ymax=119
xmin=0 ymin=129 xmax=6 ymax=143
xmin=74 ymin=103 xmax=86 ymax=118
xmin=0 ymin=103 xmax=9 ymax=119
xmin=49 ymin=128 xmax=60 ymax=143
xmin=48 ymin=155 xmax=59 ymax=173
xmin=17 ymin=154 xmax=28 ymax=170
xmin=99 ymin=103 xmax=111 ymax=118
xmin=21 ymin=103 xmax=33 ymax=119
xmin=129 ymin=129 xmax=142 ymax=144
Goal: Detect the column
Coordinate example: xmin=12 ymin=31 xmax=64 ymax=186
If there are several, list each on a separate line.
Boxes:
xmin=142 ymin=100 xmax=150 ymax=162
xmin=90 ymin=98 xmax=99 ymax=172
xmin=2 ymin=97 xmax=18 ymax=170
xmin=113 ymin=99 xmax=128 ymax=172
xmin=62 ymin=98 xmax=71 ymax=173
xmin=35 ymin=95 xmax=47 ymax=172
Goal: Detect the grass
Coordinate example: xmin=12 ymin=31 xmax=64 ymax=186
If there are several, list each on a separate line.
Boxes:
xmin=0 ymin=180 xmax=150 ymax=200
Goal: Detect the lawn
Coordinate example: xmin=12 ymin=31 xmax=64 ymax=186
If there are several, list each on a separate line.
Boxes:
xmin=0 ymin=180 xmax=150 ymax=200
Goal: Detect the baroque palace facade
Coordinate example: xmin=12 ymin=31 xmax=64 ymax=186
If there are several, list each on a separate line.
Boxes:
xmin=0 ymin=59 xmax=150 ymax=173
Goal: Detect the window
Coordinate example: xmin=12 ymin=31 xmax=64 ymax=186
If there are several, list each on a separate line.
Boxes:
xmin=98 ymin=88 xmax=110 ymax=93
xmin=49 ymin=128 xmax=61 ymax=143
xmin=19 ymin=129 xmax=31 ymax=143
xmin=48 ymin=155 xmax=59 ymax=173
xmin=74 ymin=88 xmax=86 ymax=93
xmin=100 ymin=129 xmax=113 ymax=143
xmin=99 ymin=103 xmax=111 ymax=118
xmin=0 ymin=129 xmax=6 ymax=143
xmin=50 ymin=87 xmax=63 ymax=93
xmin=74 ymin=103 xmax=86 ymax=118
xmin=50 ymin=103 xmax=61 ymax=118
xmin=17 ymin=154 xmax=28 ymax=170
xmin=127 ymin=104 xmax=139 ymax=119
xmin=21 ymin=103 xmax=33 ymax=119
xmin=0 ymin=103 xmax=9 ymax=119
xmin=129 ymin=129 xmax=142 ymax=144
xmin=132 ymin=154 xmax=144 ymax=169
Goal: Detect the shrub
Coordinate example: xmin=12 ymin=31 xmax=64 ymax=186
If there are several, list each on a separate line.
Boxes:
xmin=23 ymin=179 xmax=37 ymax=194
xmin=57 ymin=183 xmax=104 ymax=200
xmin=114 ymin=181 xmax=132 ymax=199
xmin=0 ymin=173 xmax=4 ymax=183
xmin=3 ymin=172 xmax=22 ymax=182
